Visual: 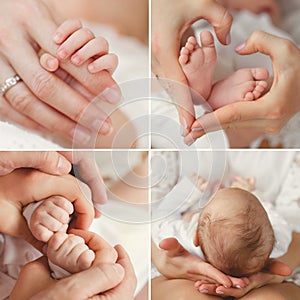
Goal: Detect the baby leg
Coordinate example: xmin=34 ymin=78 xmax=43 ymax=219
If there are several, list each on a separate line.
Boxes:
xmin=208 ymin=68 xmax=269 ymax=109
xmin=179 ymin=31 xmax=217 ymax=103
xmin=46 ymin=232 xmax=95 ymax=273
xmin=30 ymin=196 xmax=74 ymax=242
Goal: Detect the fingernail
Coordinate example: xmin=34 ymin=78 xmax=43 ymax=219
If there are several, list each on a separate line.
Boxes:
xmin=53 ymin=33 xmax=62 ymax=43
xmin=72 ymin=55 xmax=81 ymax=65
xmin=46 ymin=58 xmax=57 ymax=70
xmin=101 ymin=87 xmax=122 ymax=104
xmin=224 ymin=285 xmax=230 ymax=289
xmin=226 ymin=33 xmax=232 ymax=45
xmin=217 ymin=291 xmax=224 ymax=295
xmin=191 ymin=126 xmax=203 ymax=132
xmin=180 ymin=117 xmax=188 ymax=136
xmin=58 ymin=157 xmax=70 ymax=174
xmin=236 ymin=285 xmax=242 ymax=289
xmin=92 ymin=119 xmax=111 ymax=135
xmin=187 ymin=139 xmax=195 ymax=147
xmin=58 ymin=49 xmax=68 ymax=59
xmin=200 ymin=289 xmax=208 ymax=294
xmin=235 ymin=42 xmax=246 ymax=51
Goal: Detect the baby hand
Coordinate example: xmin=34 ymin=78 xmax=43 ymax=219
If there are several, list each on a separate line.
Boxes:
xmin=190 ymin=174 xmax=208 ymax=192
xmin=42 ymin=19 xmax=118 ymax=75
xmin=46 ymin=232 xmax=95 ymax=273
xmin=231 ymin=176 xmax=256 ymax=192
xmin=30 ymin=196 xmax=74 ymax=243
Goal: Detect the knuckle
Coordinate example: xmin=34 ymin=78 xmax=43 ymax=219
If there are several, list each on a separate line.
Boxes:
xmin=8 ymin=91 xmax=33 ymax=113
xmin=31 ymin=71 xmax=56 ymax=99
xmin=68 ymin=18 xmax=82 ymax=29
xmin=82 ymin=27 xmax=94 ymax=39
xmin=280 ymin=39 xmax=297 ymax=55
xmin=95 ymin=37 xmax=109 ymax=51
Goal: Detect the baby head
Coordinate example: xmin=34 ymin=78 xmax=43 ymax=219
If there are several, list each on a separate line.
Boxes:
xmin=194 ymin=188 xmax=274 ymax=277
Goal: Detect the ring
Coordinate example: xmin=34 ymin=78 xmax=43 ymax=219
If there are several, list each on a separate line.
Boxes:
xmin=0 ymin=75 xmax=22 ymax=96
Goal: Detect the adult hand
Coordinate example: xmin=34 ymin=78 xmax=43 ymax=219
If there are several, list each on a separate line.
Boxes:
xmin=187 ymin=31 xmax=300 ymax=143
xmin=60 ymin=152 xmax=108 ymax=214
xmin=152 ymin=0 xmax=233 ymax=134
xmin=0 ymin=170 xmax=94 ymax=250
xmin=10 ymin=231 xmax=137 ymax=300
xmin=0 ymin=151 xmax=71 ymax=176
xmin=0 ymin=0 xmax=119 ymax=144
xmin=152 ymin=238 xmax=235 ymax=288
xmin=196 ymin=259 xmax=292 ymax=297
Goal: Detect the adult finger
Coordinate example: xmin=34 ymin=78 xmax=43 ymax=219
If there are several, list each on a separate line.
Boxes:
xmin=236 ymin=30 xmax=299 ymax=67
xmin=189 ymin=261 xmax=232 ymax=288
xmin=200 ymin=0 xmax=233 ymax=45
xmin=97 ymin=245 xmax=137 ymax=300
xmin=31 ymin=264 xmax=124 ymax=300
xmin=61 ymin=152 xmax=108 ymax=205
xmin=3 ymin=39 xmax=112 ymax=138
xmin=4 ymin=170 xmax=94 ymax=230
xmin=264 ymin=259 xmax=292 ymax=276
xmin=187 ymin=99 xmax=269 ymax=140
xmin=0 ymin=151 xmax=71 ymax=176
xmin=70 ymin=229 xmax=117 ymax=265
xmin=159 ymin=238 xmax=186 ymax=256
xmin=28 ymin=15 xmax=122 ymax=103
xmin=10 ymin=257 xmax=54 ymax=299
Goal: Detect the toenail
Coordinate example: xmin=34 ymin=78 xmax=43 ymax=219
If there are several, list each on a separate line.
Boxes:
xmin=217 ymin=291 xmax=224 ymax=295
xmin=200 ymin=290 xmax=208 ymax=294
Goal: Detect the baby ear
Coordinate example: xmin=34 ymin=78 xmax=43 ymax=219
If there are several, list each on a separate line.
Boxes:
xmin=193 ymin=231 xmax=200 ymax=247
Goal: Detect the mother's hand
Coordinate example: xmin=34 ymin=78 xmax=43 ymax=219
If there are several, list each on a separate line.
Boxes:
xmin=0 ymin=0 xmax=119 ymax=144
xmin=10 ymin=231 xmax=136 ymax=300
xmin=152 ymin=238 xmax=245 ymax=288
xmin=188 ymin=31 xmax=300 ymax=143
xmin=152 ymin=0 xmax=233 ymax=134
xmin=0 ymin=170 xmax=94 ymax=251
xmin=198 ymin=260 xmax=291 ymax=298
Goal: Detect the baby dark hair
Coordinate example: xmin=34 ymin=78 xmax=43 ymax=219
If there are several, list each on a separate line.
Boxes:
xmin=197 ymin=188 xmax=275 ymax=277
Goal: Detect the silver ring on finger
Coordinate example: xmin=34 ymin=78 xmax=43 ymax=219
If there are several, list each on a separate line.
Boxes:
xmin=0 ymin=75 xmax=22 ymax=96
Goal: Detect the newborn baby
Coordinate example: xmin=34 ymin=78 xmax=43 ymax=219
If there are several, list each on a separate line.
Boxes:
xmin=195 ymin=187 xmax=274 ymax=277
xmin=179 ymin=31 xmax=269 ymax=109
xmin=152 ymin=175 xmax=291 ymax=285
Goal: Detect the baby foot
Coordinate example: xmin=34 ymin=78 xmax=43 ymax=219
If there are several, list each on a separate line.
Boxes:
xmin=208 ymin=68 xmax=269 ymax=109
xmin=30 ymin=196 xmax=74 ymax=242
xmin=47 ymin=232 xmax=95 ymax=273
xmin=179 ymin=31 xmax=217 ymax=103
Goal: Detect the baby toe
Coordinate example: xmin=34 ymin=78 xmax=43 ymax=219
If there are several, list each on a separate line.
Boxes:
xmin=245 ymin=91 xmax=255 ymax=101
xmin=251 ymin=68 xmax=269 ymax=81
xmin=200 ymin=31 xmax=215 ymax=48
